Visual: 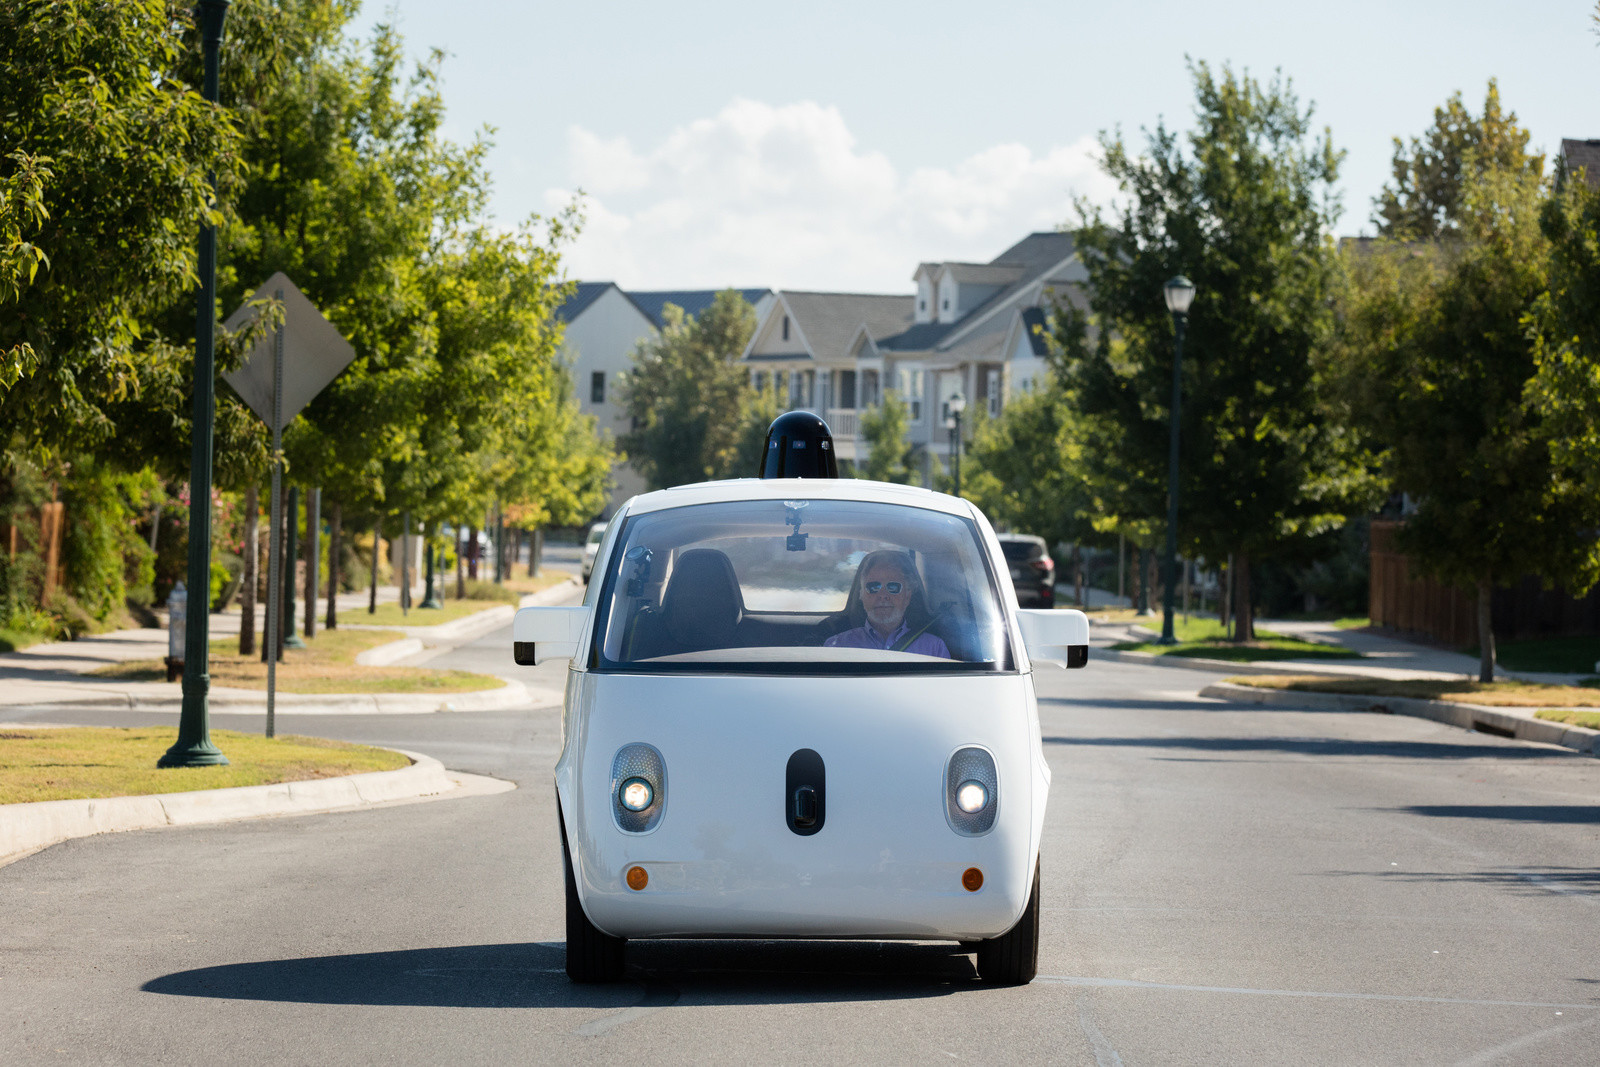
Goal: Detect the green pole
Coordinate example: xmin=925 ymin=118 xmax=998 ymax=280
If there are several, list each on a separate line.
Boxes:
xmin=161 ymin=0 xmax=231 ymax=769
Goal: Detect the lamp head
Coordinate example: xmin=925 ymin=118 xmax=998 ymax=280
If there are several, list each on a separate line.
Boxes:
xmin=1163 ymin=275 xmax=1196 ymax=315
xmin=947 ymin=392 xmax=967 ymax=416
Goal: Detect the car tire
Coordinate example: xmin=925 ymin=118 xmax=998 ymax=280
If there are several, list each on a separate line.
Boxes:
xmin=975 ymin=861 xmax=1039 ymax=985
xmin=562 ymin=814 xmax=625 ymax=983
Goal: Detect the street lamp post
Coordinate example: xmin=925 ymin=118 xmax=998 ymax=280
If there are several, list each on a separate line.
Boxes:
xmin=946 ymin=392 xmax=966 ymax=498
xmin=1158 ymin=275 xmax=1196 ymax=645
xmin=160 ymin=0 xmax=231 ymax=768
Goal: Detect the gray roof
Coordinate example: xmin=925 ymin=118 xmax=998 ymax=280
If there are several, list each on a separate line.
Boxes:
xmin=943 ymin=263 xmax=1025 ymax=284
xmin=628 ymin=288 xmax=772 ymax=329
xmin=1561 ymin=139 xmax=1600 ymax=188
xmin=554 ymin=281 xmax=617 ymax=324
xmin=779 ymin=292 xmax=914 ymax=360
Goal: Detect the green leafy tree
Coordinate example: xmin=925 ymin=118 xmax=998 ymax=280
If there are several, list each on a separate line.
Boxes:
xmin=1526 ymin=149 xmax=1600 ymax=505
xmin=733 ymin=377 xmax=785 ymax=477
xmin=1374 ymin=79 xmax=1544 ymax=240
xmin=963 ymin=383 xmax=1094 ymax=551
xmin=858 ymin=393 xmax=915 ymax=484
xmin=1056 ymin=62 xmax=1377 ymax=639
xmin=0 ymin=0 xmax=243 ymax=462
xmin=1342 ymin=163 xmax=1599 ymax=680
xmin=620 ymin=291 xmax=758 ymax=489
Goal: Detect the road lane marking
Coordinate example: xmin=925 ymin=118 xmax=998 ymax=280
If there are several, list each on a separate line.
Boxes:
xmin=1451 ymin=1011 xmax=1600 ymax=1066
xmin=1036 ymin=975 xmax=1598 ymax=1011
xmin=1513 ymin=870 xmax=1600 ymax=906
xmin=1076 ymin=997 xmax=1125 ymax=1067
xmin=572 ymin=983 xmax=680 ymax=1037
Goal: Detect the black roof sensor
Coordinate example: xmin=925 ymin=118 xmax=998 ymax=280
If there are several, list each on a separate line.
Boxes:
xmin=759 ymin=410 xmax=838 ymax=479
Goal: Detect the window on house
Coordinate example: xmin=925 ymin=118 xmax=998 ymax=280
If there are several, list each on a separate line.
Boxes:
xmin=942 ymin=298 xmax=949 ymax=311
xmin=782 ymin=316 xmax=790 ymax=341
xmin=987 ymin=369 xmax=1001 ymax=418
xmin=590 ymin=371 xmax=605 ymax=404
xmin=897 ymin=368 xmax=924 ymax=420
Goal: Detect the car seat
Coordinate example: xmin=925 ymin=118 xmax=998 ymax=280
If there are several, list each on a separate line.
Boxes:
xmin=653 ymin=548 xmax=746 ymax=655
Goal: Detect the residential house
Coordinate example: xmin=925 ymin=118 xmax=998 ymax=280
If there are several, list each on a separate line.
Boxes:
xmin=1560 ymin=137 xmax=1600 ymax=188
xmin=556 ymin=283 xmax=774 ymax=515
xmin=741 ymin=232 xmax=1084 ymax=483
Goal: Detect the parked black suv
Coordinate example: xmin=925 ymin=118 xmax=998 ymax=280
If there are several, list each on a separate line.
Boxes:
xmin=996 ymin=533 xmax=1055 ymax=607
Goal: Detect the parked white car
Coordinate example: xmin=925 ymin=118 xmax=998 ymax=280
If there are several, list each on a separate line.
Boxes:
xmin=513 ymin=477 xmax=1089 ymax=984
xmin=580 ymin=522 xmax=607 ymax=583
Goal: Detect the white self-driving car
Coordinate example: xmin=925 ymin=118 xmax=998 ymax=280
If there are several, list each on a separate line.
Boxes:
xmin=513 ymin=467 xmax=1088 ymax=985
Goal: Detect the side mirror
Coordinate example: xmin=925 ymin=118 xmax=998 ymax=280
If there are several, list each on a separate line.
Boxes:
xmin=512 ymin=605 xmax=590 ymax=665
xmin=1016 ymin=608 xmax=1090 ymax=669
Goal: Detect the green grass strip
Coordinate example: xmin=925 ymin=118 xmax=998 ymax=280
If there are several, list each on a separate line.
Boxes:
xmin=0 ymin=727 xmax=410 ymax=805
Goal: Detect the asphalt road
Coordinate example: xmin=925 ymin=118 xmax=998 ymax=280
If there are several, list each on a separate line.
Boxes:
xmin=4 ymin=623 xmax=1598 ymax=1064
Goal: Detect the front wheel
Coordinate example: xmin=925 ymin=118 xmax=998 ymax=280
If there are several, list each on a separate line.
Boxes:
xmin=975 ymin=861 xmax=1039 ymax=985
xmin=562 ymin=818 xmax=625 ymax=983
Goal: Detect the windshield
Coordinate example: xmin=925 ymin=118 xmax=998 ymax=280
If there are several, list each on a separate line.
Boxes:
xmin=591 ymin=499 xmax=1010 ymax=673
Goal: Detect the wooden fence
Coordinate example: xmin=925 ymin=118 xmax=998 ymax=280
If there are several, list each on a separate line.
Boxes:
xmin=1370 ymin=519 xmax=1600 ymax=646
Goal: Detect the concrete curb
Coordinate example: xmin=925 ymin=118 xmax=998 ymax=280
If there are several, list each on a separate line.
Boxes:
xmin=0 ymin=748 xmax=495 ymax=865
xmin=1198 ymin=681 xmax=1600 ymax=757
xmin=1092 ymin=647 xmax=1363 ymax=678
xmin=355 ymin=637 xmax=424 ymax=666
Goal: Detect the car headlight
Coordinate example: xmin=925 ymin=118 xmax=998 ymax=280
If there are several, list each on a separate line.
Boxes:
xmin=611 ymin=743 xmax=666 ymax=833
xmin=620 ymin=777 xmax=653 ymax=812
xmin=945 ymin=746 xmax=998 ymax=836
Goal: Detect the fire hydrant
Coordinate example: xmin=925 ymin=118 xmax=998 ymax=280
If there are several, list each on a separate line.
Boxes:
xmin=165 ymin=581 xmax=186 ymax=683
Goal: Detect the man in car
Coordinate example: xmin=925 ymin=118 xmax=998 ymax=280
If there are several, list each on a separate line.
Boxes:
xmin=824 ymin=550 xmax=950 ymax=658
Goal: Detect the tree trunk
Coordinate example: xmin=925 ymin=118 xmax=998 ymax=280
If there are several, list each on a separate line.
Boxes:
xmin=1133 ymin=546 xmax=1149 ymax=614
xmin=528 ymin=527 xmax=542 ymax=578
xmin=455 ymin=524 xmax=465 ymax=598
xmin=467 ymin=524 xmax=479 ymax=581
xmin=325 ymin=501 xmax=341 ymax=631
xmin=1147 ymin=550 xmax=1160 ymax=616
xmin=303 ymin=489 xmax=318 ymax=639
xmin=1220 ymin=556 xmax=1233 ymax=636
xmin=1072 ymin=543 xmax=1083 ymax=607
xmin=238 ymin=484 xmax=257 ymax=657
xmin=1234 ymin=552 xmax=1255 ymax=642
xmin=1477 ymin=578 xmax=1496 ymax=683
xmin=368 ymin=518 xmax=380 ymax=614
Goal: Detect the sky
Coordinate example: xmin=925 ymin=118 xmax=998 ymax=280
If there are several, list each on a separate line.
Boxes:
xmin=345 ymin=0 xmax=1599 ymax=293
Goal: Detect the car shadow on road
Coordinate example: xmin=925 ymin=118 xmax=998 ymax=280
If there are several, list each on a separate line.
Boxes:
xmin=1042 ymin=735 xmax=1580 ymax=761
xmin=142 ymin=940 xmax=974 ymax=1008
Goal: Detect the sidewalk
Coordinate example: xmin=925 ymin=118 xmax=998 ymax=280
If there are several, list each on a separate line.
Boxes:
xmin=1089 ymin=612 xmax=1600 ymax=757
xmin=0 ymin=579 xmax=580 ymax=717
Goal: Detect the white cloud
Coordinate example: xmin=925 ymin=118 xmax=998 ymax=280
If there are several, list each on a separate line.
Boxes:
xmin=546 ymin=99 xmax=1115 ymax=292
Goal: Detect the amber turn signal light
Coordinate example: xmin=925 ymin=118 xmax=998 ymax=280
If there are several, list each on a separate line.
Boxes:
xmin=626 ymin=865 xmax=648 ymax=891
xmin=962 ymin=867 xmax=983 ymax=892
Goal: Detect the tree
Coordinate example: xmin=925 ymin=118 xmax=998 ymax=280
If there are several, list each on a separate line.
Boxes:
xmin=1055 ymin=62 xmax=1378 ymax=639
xmin=0 ymin=0 xmax=243 ymax=463
xmin=620 ymin=290 xmax=758 ymax=490
xmin=1526 ymin=149 xmax=1600 ymax=504
xmin=858 ymin=393 xmax=915 ymax=484
xmin=962 ymin=383 xmax=1094 ymax=552
xmin=1374 ymin=79 xmax=1544 ymax=240
xmin=1341 ymin=163 xmax=1599 ymax=681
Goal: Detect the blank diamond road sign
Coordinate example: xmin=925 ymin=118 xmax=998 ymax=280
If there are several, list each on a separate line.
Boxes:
xmin=222 ymin=272 xmax=356 ymax=429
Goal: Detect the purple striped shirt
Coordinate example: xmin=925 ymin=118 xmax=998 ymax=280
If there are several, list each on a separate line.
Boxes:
xmin=825 ymin=622 xmax=950 ymax=659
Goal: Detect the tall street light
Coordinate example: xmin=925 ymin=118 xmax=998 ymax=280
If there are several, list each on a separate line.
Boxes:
xmin=946 ymin=391 xmax=966 ymax=497
xmin=161 ymin=0 xmax=231 ymax=768
xmin=1158 ymin=275 xmax=1196 ymax=645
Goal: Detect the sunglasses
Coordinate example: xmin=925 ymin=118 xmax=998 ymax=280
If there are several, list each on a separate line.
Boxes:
xmin=864 ymin=581 xmax=904 ymax=594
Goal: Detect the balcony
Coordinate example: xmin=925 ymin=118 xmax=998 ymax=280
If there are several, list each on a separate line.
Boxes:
xmin=826 ymin=408 xmax=859 ymax=439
